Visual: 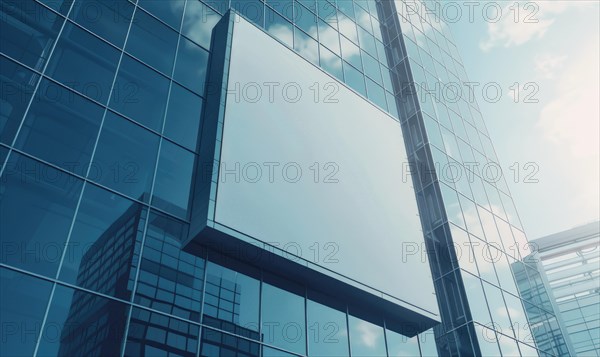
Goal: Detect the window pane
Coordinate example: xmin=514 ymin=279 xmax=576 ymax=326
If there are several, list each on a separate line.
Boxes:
xmin=124 ymin=307 xmax=199 ymax=357
xmin=294 ymin=3 xmax=318 ymax=38
xmin=294 ymin=28 xmax=319 ymax=65
xmin=340 ymin=35 xmax=362 ymax=72
xmin=45 ymin=22 xmax=120 ymax=104
xmin=265 ymin=7 xmax=294 ymax=48
xmin=307 ymin=299 xmax=349 ymax=356
xmin=199 ymin=328 xmax=260 ymax=357
xmin=137 ymin=0 xmax=185 ymax=30
xmin=203 ymin=262 xmax=260 ymax=335
xmin=0 ymin=56 xmax=39 ymax=145
xmin=181 ymin=0 xmax=221 ymax=49
xmin=386 ymin=329 xmax=420 ymax=357
xmin=231 ymin=0 xmax=264 ymax=27
xmin=91 ymin=111 xmax=159 ymax=201
xmin=134 ymin=211 xmax=205 ymax=322
xmin=343 ymin=61 xmax=366 ymax=96
xmin=0 ymin=268 xmax=52 ymax=357
xmin=320 ymin=45 xmax=343 ymax=82
xmin=348 ymin=314 xmax=386 ymax=357
xmin=164 ymin=83 xmax=203 ymax=151
xmin=69 ymin=0 xmax=134 ymax=48
xmin=16 ymin=79 xmax=104 ymax=175
xmin=0 ymin=0 xmax=63 ymax=71
xmin=0 ymin=153 xmax=83 ymax=276
xmin=109 ymin=55 xmax=170 ymax=131
xmin=37 ymin=285 xmax=130 ymax=357
xmin=174 ymin=36 xmax=209 ymax=96
xmin=261 ymin=282 xmax=306 ymax=355
xmin=57 ymin=183 xmax=144 ymax=299
xmin=126 ymin=9 xmax=178 ymax=75
xmin=152 ymin=140 xmax=195 ymax=219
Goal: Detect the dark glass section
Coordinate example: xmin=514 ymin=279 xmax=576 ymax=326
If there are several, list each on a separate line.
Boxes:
xmin=44 ymin=22 xmax=120 ymax=104
xmin=0 ymin=268 xmax=53 ymax=357
xmin=200 ymin=327 xmax=260 ymax=357
xmin=57 ymin=182 xmax=144 ymax=300
xmin=0 ymin=152 xmax=83 ymax=277
xmin=152 ymin=140 xmax=195 ymax=219
xmin=109 ymin=55 xmax=170 ymax=132
xmin=137 ymin=0 xmax=185 ymax=30
xmin=348 ymin=313 xmax=386 ymax=357
xmin=0 ymin=0 xmax=64 ymax=71
xmin=126 ymin=9 xmax=178 ymax=76
xmin=90 ymin=110 xmax=159 ymax=201
xmin=173 ymin=35 xmax=209 ymax=96
xmin=202 ymin=261 xmax=260 ymax=335
xmin=134 ymin=211 xmax=205 ymax=322
xmin=37 ymin=284 xmax=130 ymax=357
xmin=16 ymin=79 xmax=104 ymax=176
xmin=163 ymin=83 xmax=203 ymax=151
xmin=124 ymin=307 xmax=199 ymax=357
xmin=261 ymin=278 xmax=306 ymax=355
xmin=69 ymin=0 xmax=134 ymax=48
xmin=0 ymin=56 xmax=39 ymax=144
xmin=306 ymin=294 xmax=349 ymax=357
xmin=181 ymin=0 xmax=221 ymax=50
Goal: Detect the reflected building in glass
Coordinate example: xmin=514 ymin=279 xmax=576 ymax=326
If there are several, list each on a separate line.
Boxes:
xmin=517 ymin=222 xmax=599 ymax=357
xmin=0 ymin=0 xmax=573 ymax=356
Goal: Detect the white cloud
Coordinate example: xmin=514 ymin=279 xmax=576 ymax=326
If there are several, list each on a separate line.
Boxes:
xmin=480 ymin=1 xmax=587 ymax=52
xmin=534 ymin=54 xmax=568 ymax=79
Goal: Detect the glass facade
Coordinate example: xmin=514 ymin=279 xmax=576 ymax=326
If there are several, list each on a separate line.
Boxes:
xmin=0 ymin=1 xmax=572 ymax=357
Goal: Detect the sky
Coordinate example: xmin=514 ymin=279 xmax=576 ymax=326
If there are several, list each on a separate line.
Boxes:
xmin=446 ymin=0 xmax=600 ymax=239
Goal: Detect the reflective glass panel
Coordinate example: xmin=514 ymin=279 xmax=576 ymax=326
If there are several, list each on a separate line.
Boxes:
xmin=348 ymin=314 xmax=386 ymax=356
xmin=0 ymin=153 xmax=83 ymax=276
xmin=57 ymin=183 xmax=143 ymax=300
xmin=109 ymin=55 xmax=170 ymax=131
xmin=16 ymin=79 xmax=104 ymax=176
xmin=0 ymin=268 xmax=52 ymax=357
xmin=137 ymin=0 xmax=185 ymax=30
xmin=37 ymin=284 xmax=130 ymax=357
xmin=181 ymin=0 xmax=221 ymax=49
xmin=307 ymin=298 xmax=349 ymax=356
xmin=45 ymin=22 xmax=120 ymax=104
xmin=386 ymin=329 xmax=421 ymax=357
xmin=163 ymin=83 xmax=203 ymax=151
xmin=174 ymin=36 xmax=209 ymax=96
xmin=261 ymin=282 xmax=306 ymax=355
xmin=69 ymin=0 xmax=134 ymax=48
xmin=90 ymin=111 xmax=159 ymax=201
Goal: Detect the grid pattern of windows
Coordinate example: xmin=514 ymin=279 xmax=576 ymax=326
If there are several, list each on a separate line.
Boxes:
xmin=0 ymin=0 xmax=574 ymax=356
xmin=378 ymin=1 xmax=572 ymax=356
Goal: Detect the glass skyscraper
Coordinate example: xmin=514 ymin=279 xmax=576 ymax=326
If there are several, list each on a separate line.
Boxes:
xmin=0 ymin=1 xmax=573 ymax=356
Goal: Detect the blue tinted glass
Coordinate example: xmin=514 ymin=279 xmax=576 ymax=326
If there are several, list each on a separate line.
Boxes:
xmin=340 ymin=35 xmax=362 ymax=70
xmin=163 ymin=83 xmax=203 ymax=151
xmin=320 ymin=45 xmax=344 ymax=82
xmin=137 ymin=0 xmax=185 ymax=30
xmin=109 ymin=55 xmax=170 ymax=131
xmin=232 ymin=0 xmax=264 ymax=27
xmin=0 ymin=153 xmax=83 ymax=276
xmin=261 ymin=282 xmax=306 ymax=355
xmin=266 ymin=0 xmax=294 ymax=21
xmin=262 ymin=346 xmax=297 ymax=356
xmin=295 ymin=3 xmax=318 ymax=37
xmin=38 ymin=0 xmax=73 ymax=15
xmin=16 ymin=79 xmax=104 ymax=175
xmin=0 ymin=56 xmax=39 ymax=144
xmin=57 ymin=182 xmax=143 ymax=299
xmin=343 ymin=61 xmax=366 ymax=96
xmin=318 ymin=20 xmax=340 ymax=55
xmin=366 ymin=78 xmax=386 ymax=110
xmin=45 ymin=22 xmax=120 ymax=104
xmin=294 ymin=28 xmax=319 ymax=64
xmin=174 ymin=36 xmax=209 ymax=96
xmin=317 ymin=1 xmax=336 ymax=23
xmin=338 ymin=0 xmax=355 ymax=19
xmin=348 ymin=314 xmax=386 ymax=357
xmin=37 ymin=284 xmax=130 ymax=357
xmin=153 ymin=140 xmax=195 ymax=219
xmin=181 ymin=0 xmax=221 ymax=49
xmin=418 ymin=330 xmax=439 ymax=356
xmin=0 ymin=0 xmax=63 ymax=70
xmin=307 ymin=299 xmax=349 ymax=356
xmin=0 ymin=145 xmax=7 ymax=163
xmin=386 ymin=329 xmax=421 ymax=357
xmin=127 ymin=9 xmax=178 ymax=75
xmin=91 ymin=111 xmax=159 ymax=201
xmin=200 ymin=328 xmax=260 ymax=357
xmin=134 ymin=211 xmax=205 ymax=321
xmin=203 ymin=262 xmax=260 ymax=334
xmin=124 ymin=307 xmax=200 ymax=357
xmin=0 ymin=268 xmax=52 ymax=357
xmin=362 ymin=51 xmax=381 ymax=83
xmin=69 ymin=0 xmax=134 ymax=48
xmin=265 ymin=7 xmax=294 ymax=47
